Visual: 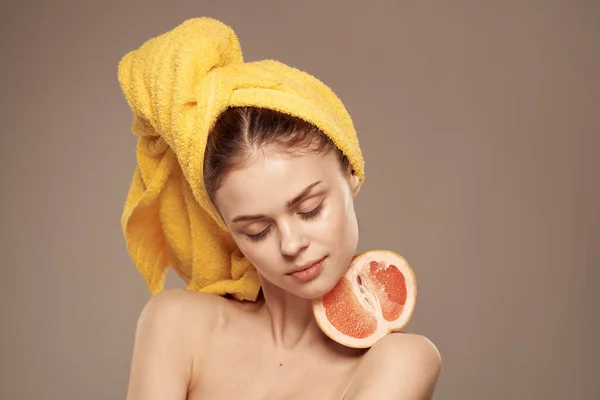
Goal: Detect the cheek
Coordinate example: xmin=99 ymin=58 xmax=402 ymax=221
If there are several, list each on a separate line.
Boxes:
xmin=319 ymin=198 xmax=359 ymax=251
xmin=233 ymin=237 xmax=280 ymax=275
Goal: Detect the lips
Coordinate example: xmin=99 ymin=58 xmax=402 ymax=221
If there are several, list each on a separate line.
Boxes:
xmin=288 ymin=257 xmax=327 ymax=282
xmin=290 ymin=257 xmax=326 ymax=274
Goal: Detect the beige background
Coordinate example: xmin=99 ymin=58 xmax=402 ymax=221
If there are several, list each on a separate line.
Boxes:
xmin=1 ymin=0 xmax=598 ymax=399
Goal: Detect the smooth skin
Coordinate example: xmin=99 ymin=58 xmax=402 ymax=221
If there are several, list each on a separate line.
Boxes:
xmin=125 ymin=149 xmax=442 ymax=399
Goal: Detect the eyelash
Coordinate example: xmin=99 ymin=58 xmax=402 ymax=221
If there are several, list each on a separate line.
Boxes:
xmin=299 ymin=204 xmax=323 ymax=220
xmin=245 ymin=204 xmax=324 ymax=243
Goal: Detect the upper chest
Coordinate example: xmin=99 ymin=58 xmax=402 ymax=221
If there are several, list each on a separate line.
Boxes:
xmin=189 ymin=333 xmax=363 ymax=400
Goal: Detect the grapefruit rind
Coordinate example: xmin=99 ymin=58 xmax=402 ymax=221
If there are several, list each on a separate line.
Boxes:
xmin=312 ymin=250 xmax=417 ymax=348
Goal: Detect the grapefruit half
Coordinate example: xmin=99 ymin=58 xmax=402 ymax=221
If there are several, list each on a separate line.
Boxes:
xmin=312 ymin=250 xmax=417 ymax=348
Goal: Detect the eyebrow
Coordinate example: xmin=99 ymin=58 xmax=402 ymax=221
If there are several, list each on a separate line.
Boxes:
xmin=231 ymin=181 xmax=322 ymax=223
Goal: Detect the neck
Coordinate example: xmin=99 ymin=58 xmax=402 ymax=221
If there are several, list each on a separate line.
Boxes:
xmin=257 ymin=276 xmax=327 ymax=350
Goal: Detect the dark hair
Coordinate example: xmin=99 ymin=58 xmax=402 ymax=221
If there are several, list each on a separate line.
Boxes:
xmin=203 ymin=106 xmax=351 ymax=204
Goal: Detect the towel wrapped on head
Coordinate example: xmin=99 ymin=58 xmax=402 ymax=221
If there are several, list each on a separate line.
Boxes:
xmin=117 ymin=17 xmax=365 ymax=301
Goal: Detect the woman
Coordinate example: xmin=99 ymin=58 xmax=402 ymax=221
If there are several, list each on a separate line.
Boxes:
xmin=119 ymin=18 xmax=441 ymax=399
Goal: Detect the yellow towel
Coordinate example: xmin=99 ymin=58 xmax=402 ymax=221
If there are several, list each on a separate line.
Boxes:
xmin=117 ymin=17 xmax=365 ymax=301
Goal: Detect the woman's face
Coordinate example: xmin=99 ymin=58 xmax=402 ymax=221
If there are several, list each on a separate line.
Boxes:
xmin=214 ymin=148 xmax=361 ymax=299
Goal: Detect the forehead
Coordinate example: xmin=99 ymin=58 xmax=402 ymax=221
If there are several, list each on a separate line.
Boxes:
xmin=214 ymin=151 xmax=341 ymax=219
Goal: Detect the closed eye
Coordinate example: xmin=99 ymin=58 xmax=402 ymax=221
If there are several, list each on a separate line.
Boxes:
xmin=246 ymin=226 xmax=271 ymax=243
xmin=244 ymin=203 xmax=323 ymax=243
xmin=299 ymin=203 xmax=323 ymax=220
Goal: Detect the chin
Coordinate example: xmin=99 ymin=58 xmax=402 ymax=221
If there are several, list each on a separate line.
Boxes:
xmin=296 ymin=271 xmax=344 ymax=300
xmin=295 ymin=286 xmax=330 ymax=300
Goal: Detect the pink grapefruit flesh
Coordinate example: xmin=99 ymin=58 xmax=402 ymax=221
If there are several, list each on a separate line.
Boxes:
xmin=312 ymin=250 xmax=417 ymax=348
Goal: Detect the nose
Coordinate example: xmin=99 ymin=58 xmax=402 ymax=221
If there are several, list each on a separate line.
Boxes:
xmin=279 ymin=220 xmax=309 ymax=257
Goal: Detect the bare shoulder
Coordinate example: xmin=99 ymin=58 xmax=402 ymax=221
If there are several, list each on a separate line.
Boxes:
xmin=126 ymin=289 xmax=226 ymax=400
xmin=345 ymin=333 xmax=442 ymax=400
xmin=137 ymin=288 xmax=223 ymax=325
xmin=370 ymin=332 xmax=441 ymax=367
xmin=133 ymin=288 xmax=231 ymax=359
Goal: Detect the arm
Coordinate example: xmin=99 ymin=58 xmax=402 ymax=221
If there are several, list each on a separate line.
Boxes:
xmin=346 ymin=333 xmax=442 ymax=400
xmin=125 ymin=289 xmax=196 ymax=400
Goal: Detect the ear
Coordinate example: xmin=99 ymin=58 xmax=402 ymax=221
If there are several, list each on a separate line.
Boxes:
xmin=349 ymin=172 xmax=361 ymax=198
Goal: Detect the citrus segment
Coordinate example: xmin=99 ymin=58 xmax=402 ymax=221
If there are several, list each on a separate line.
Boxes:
xmin=322 ymin=277 xmax=378 ymax=339
xmin=368 ymin=261 xmax=407 ymax=321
